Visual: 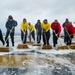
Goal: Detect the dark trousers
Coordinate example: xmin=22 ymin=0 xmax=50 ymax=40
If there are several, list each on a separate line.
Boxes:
xmin=29 ymin=31 xmax=35 ymax=41
xmin=43 ymin=30 xmax=50 ymax=45
xmin=66 ymin=32 xmax=73 ymax=45
xmin=5 ymin=31 xmax=14 ymax=46
xmin=53 ymin=30 xmax=59 ymax=47
xmin=21 ymin=30 xmax=27 ymax=44
xmin=64 ymin=29 xmax=67 ymax=43
xmin=0 ymin=31 xmax=5 ymax=45
xmin=37 ymin=31 xmax=41 ymax=43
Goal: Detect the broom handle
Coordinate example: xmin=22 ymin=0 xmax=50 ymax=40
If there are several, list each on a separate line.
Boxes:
xmin=64 ymin=27 xmax=72 ymax=40
xmin=5 ymin=26 xmax=14 ymax=42
xmin=44 ymin=32 xmax=47 ymax=45
xmin=23 ymin=31 xmax=26 ymax=43
xmin=53 ymin=30 xmax=62 ymax=46
xmin=29 ymin=32 xmax=31 ymax=41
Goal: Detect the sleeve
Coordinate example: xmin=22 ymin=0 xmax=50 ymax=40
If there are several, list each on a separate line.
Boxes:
xmin=5 ymin=21 xmax=10 ymax=31
xmin=13 ymin=20 xmax=17 ymax=27
xmin=51 ymin=22 xmax=54 ymax=30
xmin=58 ymin=23 xmax=61 ymax=34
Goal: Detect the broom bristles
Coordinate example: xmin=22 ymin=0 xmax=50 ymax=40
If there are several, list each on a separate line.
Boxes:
xmin=0 ymin=47 xmax=9 ymax=52
xmin=42 ymin=45 xmax=52 ymax=49
xmin=57 ymin=45 xmax=69 ymax=50
xmin=17 ymin=44 xmax=29 ymax=49
xmin=70 ymin=45 xmax=75 ymax=49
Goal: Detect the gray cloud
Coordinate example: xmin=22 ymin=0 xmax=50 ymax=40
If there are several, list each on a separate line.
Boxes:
xmin=0 ymin=0 xmax=75 ymax=33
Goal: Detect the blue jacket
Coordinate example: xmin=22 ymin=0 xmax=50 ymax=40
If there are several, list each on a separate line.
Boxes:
xmin=35 ymin=23 xmax=42 ymax=32
xmin=5 ymin=20 xmax=17 ymax=33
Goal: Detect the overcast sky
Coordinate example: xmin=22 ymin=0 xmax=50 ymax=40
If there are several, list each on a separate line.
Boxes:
xmin=0 ymin=0 xmax=75 ymax=34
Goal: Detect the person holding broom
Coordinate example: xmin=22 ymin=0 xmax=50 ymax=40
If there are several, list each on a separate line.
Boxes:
xmin=5 ymin=15 xmax=17 ymax=47
xmin=51 ymin=20 xmax=61 ymax=47
xmin=20 ymin=18 xmax=29 ymax=44
xmin=0 ymin=29 xmax=5 ymax=45
xmin=62 ymin=18 xmax=69 ymax=43
xmin=35 ymin=20 xmax=42 ymax=44
xmin=41 ymin=19 xmax=50 ymax=46
xmin=28 ymin=22 xmax=35 ymax=42
xmin=64 ymin=22 xmax=75 ymax=45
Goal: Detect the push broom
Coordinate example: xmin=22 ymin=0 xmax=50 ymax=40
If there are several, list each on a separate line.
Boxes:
xmin=17 ymin=32 xmax=29 ymax=49
xmin=53 ymin=31 xmax=68 ymax=50
xmin=42 ymin=32 xmax=52 ymax=49
xmin=64 ymin=27 xmax=75 ymax=49
xmin=0 ymin=26 xmax=14 ymax=52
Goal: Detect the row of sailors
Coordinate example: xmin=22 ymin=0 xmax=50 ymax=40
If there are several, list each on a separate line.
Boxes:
xmin=0 ymin=15 xmax=75 ymax=47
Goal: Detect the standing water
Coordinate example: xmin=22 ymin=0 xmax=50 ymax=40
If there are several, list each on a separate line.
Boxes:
xmin=0 ymin=36 xmax=75 ymax=75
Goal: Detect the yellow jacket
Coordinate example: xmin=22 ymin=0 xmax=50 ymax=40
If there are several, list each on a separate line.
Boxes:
xmin=41 ymin=22 xmax=50 ymax=32
xmin=20 ymin=22 xmax=29 ymax=31
xmin=28 ymin=25 xmax=34 ymax=33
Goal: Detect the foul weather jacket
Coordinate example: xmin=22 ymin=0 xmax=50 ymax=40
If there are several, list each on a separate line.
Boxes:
xmin=65 ymin=24 xmax=75 ymax=36
xmin=41 ymin=22 xmax=50 ymax=32
xmin=28 ymin=25 xmax=34 ymax=33
xmin=51 ymin=22 xmax=61 ymax=34
xmin=5 ymin=20 xmax=17 ymax=33
xmin=20 ymin=22 xmax=29 ymax=31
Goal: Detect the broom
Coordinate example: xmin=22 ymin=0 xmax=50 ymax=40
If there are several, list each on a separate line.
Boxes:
xmin=42 ymin=31 xmax=52 ymax=49
xmin=17 ymin=31 xmax=29 ymax=49
xmin=53 ymin=31 xmax=68 ymax=50
xmin=0 ymin=26 xmax=14 ymax=52
xmin=64 ymin=27 xmax=75 ymax=49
